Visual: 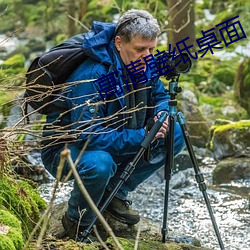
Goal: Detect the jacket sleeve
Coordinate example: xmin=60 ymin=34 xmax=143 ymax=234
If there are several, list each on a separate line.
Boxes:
xmin=151 ymin=78 xmax=170 ymax=115
xmin=66 ymin=61 xmax=146 ymax=156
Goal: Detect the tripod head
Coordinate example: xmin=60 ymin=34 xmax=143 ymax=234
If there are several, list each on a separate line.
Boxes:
xmin=168 ymin=75 xmax=182 ymax=99
xmin=160 ymin=52 xmax=192 ymax=99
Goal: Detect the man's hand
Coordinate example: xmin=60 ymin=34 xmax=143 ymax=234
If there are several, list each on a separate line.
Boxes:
xmin=154 ymin=111 xmax=169 ymax=139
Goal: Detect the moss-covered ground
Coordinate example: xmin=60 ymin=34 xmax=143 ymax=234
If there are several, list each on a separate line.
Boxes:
xmin=0 ymin=174 xmax=47 ymax=249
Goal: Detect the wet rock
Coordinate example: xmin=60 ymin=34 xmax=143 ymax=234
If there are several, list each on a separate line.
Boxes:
xmin=179 ymin=100 xmax=211 ymax=148
xmin=170 ymin=168 xmax=193 ymax=189
xmin=12 ymin=150 xmax=51 ymax=183
xmin=213 ymin=157 xmax=250 ymax=184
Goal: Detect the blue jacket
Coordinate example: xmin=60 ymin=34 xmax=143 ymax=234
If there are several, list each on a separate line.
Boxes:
xmin=44 ymin=21 xmax=170 ymax=156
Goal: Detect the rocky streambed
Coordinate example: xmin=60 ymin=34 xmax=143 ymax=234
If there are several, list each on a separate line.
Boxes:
xmin=38 ymin=155 xmax=250 ymax=250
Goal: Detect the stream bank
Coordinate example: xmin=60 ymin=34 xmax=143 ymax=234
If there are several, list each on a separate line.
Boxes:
xmin=38 ymin=153 xmax=250 ymax=250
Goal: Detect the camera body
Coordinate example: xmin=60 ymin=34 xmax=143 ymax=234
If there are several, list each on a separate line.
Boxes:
xmin=160 ymin=52 xmax=192 ymax=80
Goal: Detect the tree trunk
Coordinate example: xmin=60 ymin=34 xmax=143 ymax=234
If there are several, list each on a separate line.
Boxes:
xmin=67 ymin=0 xmax=76 ymax=36
xmin=78 ymin=0 xmax=88 ymax=20
xmin=167 ymin=0 xmax=196 ymax=51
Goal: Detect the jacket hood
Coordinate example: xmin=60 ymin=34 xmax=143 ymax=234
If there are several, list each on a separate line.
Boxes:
xmin=82 ymin=21 xmax=116 ymax=66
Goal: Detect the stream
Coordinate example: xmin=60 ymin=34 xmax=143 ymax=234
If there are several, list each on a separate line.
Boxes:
xmin=38 ymin=155 xmax=250 ymax=250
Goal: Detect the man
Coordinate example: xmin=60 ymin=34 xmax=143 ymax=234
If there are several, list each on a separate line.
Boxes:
xmin=41 ymin=9 xmax=185 ymax=241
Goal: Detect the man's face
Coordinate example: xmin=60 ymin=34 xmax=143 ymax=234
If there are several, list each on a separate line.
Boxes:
xmin=115 ymin=35 xmax=157 ymax=70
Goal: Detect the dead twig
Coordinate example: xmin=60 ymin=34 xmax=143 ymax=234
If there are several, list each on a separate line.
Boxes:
xmin=61 ymin=148 xmax=124 ymax=250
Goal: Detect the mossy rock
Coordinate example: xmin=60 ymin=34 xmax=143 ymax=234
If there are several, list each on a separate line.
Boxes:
xmin=106 ymin=237 xmax=210 ymax=250
xmin=0 ymin=209 xmax=24 ymax=250
xmin=44 ymin=202 xmax=211 ymax=250
xmin=199 ymin=92 xmax=248 ymax=122
xmin=29 ymin=237 xmax=211 ymax=250
xmin=209 ymin=120 xmax=250 ymax=160
xmin=0 ymin=174 xmax=47 ymax=239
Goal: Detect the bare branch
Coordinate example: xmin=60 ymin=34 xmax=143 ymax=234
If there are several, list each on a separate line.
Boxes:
xmin=63 ymin=148 xmax=124 ymax=250
xmin=68 ymin=14 xmax=90 ymax=32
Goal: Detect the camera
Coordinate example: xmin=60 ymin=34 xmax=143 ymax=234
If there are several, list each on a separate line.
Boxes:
xmin=159 ymin=52 xmax=192 ymax=80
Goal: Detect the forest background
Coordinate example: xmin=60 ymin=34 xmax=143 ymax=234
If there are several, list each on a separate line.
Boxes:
xmin=0 ymin=0 xmax=250 ymax=127
xmin=0 ymin=1 xmax=250 ymax=249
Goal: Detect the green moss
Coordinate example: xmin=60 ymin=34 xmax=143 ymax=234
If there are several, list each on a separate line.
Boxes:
xmin=186 ymin=55 xmax=239 ymax=96
xmin=1 ymin=54 xmax=25 ymax=69
xmin=7 ymin=228 xmax=24 ymax=249
xmin=0 ymin=209 xmax=21 ymax=229
xmin=199 ymin=95 xmax=224 ymax=107
xmin=0 ymin=209 xmax=24 ymax=249
xmin=213 ymin=67 xmax=235 ymax=86
xmin=0 ymin=235 xmax=16 ymax=250
xmin=199 ymin=90 xmax=249 ymax=122
xmin=106 ymin=237 xmax=208 ymax=250
xmin=0 ymin=175 xmax=47 ymax=239
xmin=0 ymin=91 xmax=17 ymax=108
xmin=213 ymin=120 xmax=250 ymax=133
xmin=0 ymin=54 xmax=26 ymax=86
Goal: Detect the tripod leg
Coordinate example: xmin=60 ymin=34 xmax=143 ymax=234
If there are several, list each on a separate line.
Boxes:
xmin=81 ymin=112 xmax=168 ymax=241
xmin=162 ymin=114 xmax=175 ymax=243
xmin=177 ymin=112 xmax=225 ymax=250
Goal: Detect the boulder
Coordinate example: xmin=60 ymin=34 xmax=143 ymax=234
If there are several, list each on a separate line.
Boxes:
xmin=42 ymin=201 xmax=211 ymax=250
xmin=209 ymin=120 xmax=250 ymax=160
xmin=179 ymin=100 xmax=211 ymax=148
xmin=213 ymin=157 xmax=250 ymax=184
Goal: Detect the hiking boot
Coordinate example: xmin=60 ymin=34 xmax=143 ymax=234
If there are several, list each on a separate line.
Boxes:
xmin=105 ymin=196 xmax=140 ymax=225
xmin=61 ymin=213 xmax=97 ymax=243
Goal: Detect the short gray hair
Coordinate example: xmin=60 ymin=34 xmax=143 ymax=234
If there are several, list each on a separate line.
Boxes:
xmin=115 ymin=9 xmax=160 ymax=43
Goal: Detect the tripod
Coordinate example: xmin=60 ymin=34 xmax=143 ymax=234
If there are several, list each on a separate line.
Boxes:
xmin=162 ymin=76 xmax=225 ymax=249
xmin=82 ymin=76 xmax=225 ymax=249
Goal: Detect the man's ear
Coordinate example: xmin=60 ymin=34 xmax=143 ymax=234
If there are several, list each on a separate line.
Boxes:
xmin=115 ymin=36 xmax=122 ymax=51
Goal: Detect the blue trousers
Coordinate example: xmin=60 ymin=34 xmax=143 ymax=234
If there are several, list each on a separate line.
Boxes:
xmin=41 ymin=123 xmax=185 ymax=226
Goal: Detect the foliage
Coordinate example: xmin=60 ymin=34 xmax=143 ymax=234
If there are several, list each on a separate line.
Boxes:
xmin=182 ymin=54 xmax=239 ymax=95
xmin=235 ymin=57 xmax=250 ymax=115
xmin=199 ymin=90 xmax=248 ymax=122
xmin=0 ymin=54 xmax=26 ymax=87
xmin=196 ymin=0 xmax=250 ymax=53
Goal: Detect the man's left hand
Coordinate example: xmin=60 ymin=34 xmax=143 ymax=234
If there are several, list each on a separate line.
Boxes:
xmin=154 ymin=111 xmax=169 ymax=139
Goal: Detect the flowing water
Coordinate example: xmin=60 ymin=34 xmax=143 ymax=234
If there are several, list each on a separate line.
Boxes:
xmin=38 ymin=156 xmax=250 ymax=250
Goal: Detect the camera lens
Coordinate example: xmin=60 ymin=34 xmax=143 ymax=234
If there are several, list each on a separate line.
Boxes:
xmin=175 ymin=53 xmax=192 ymax=74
